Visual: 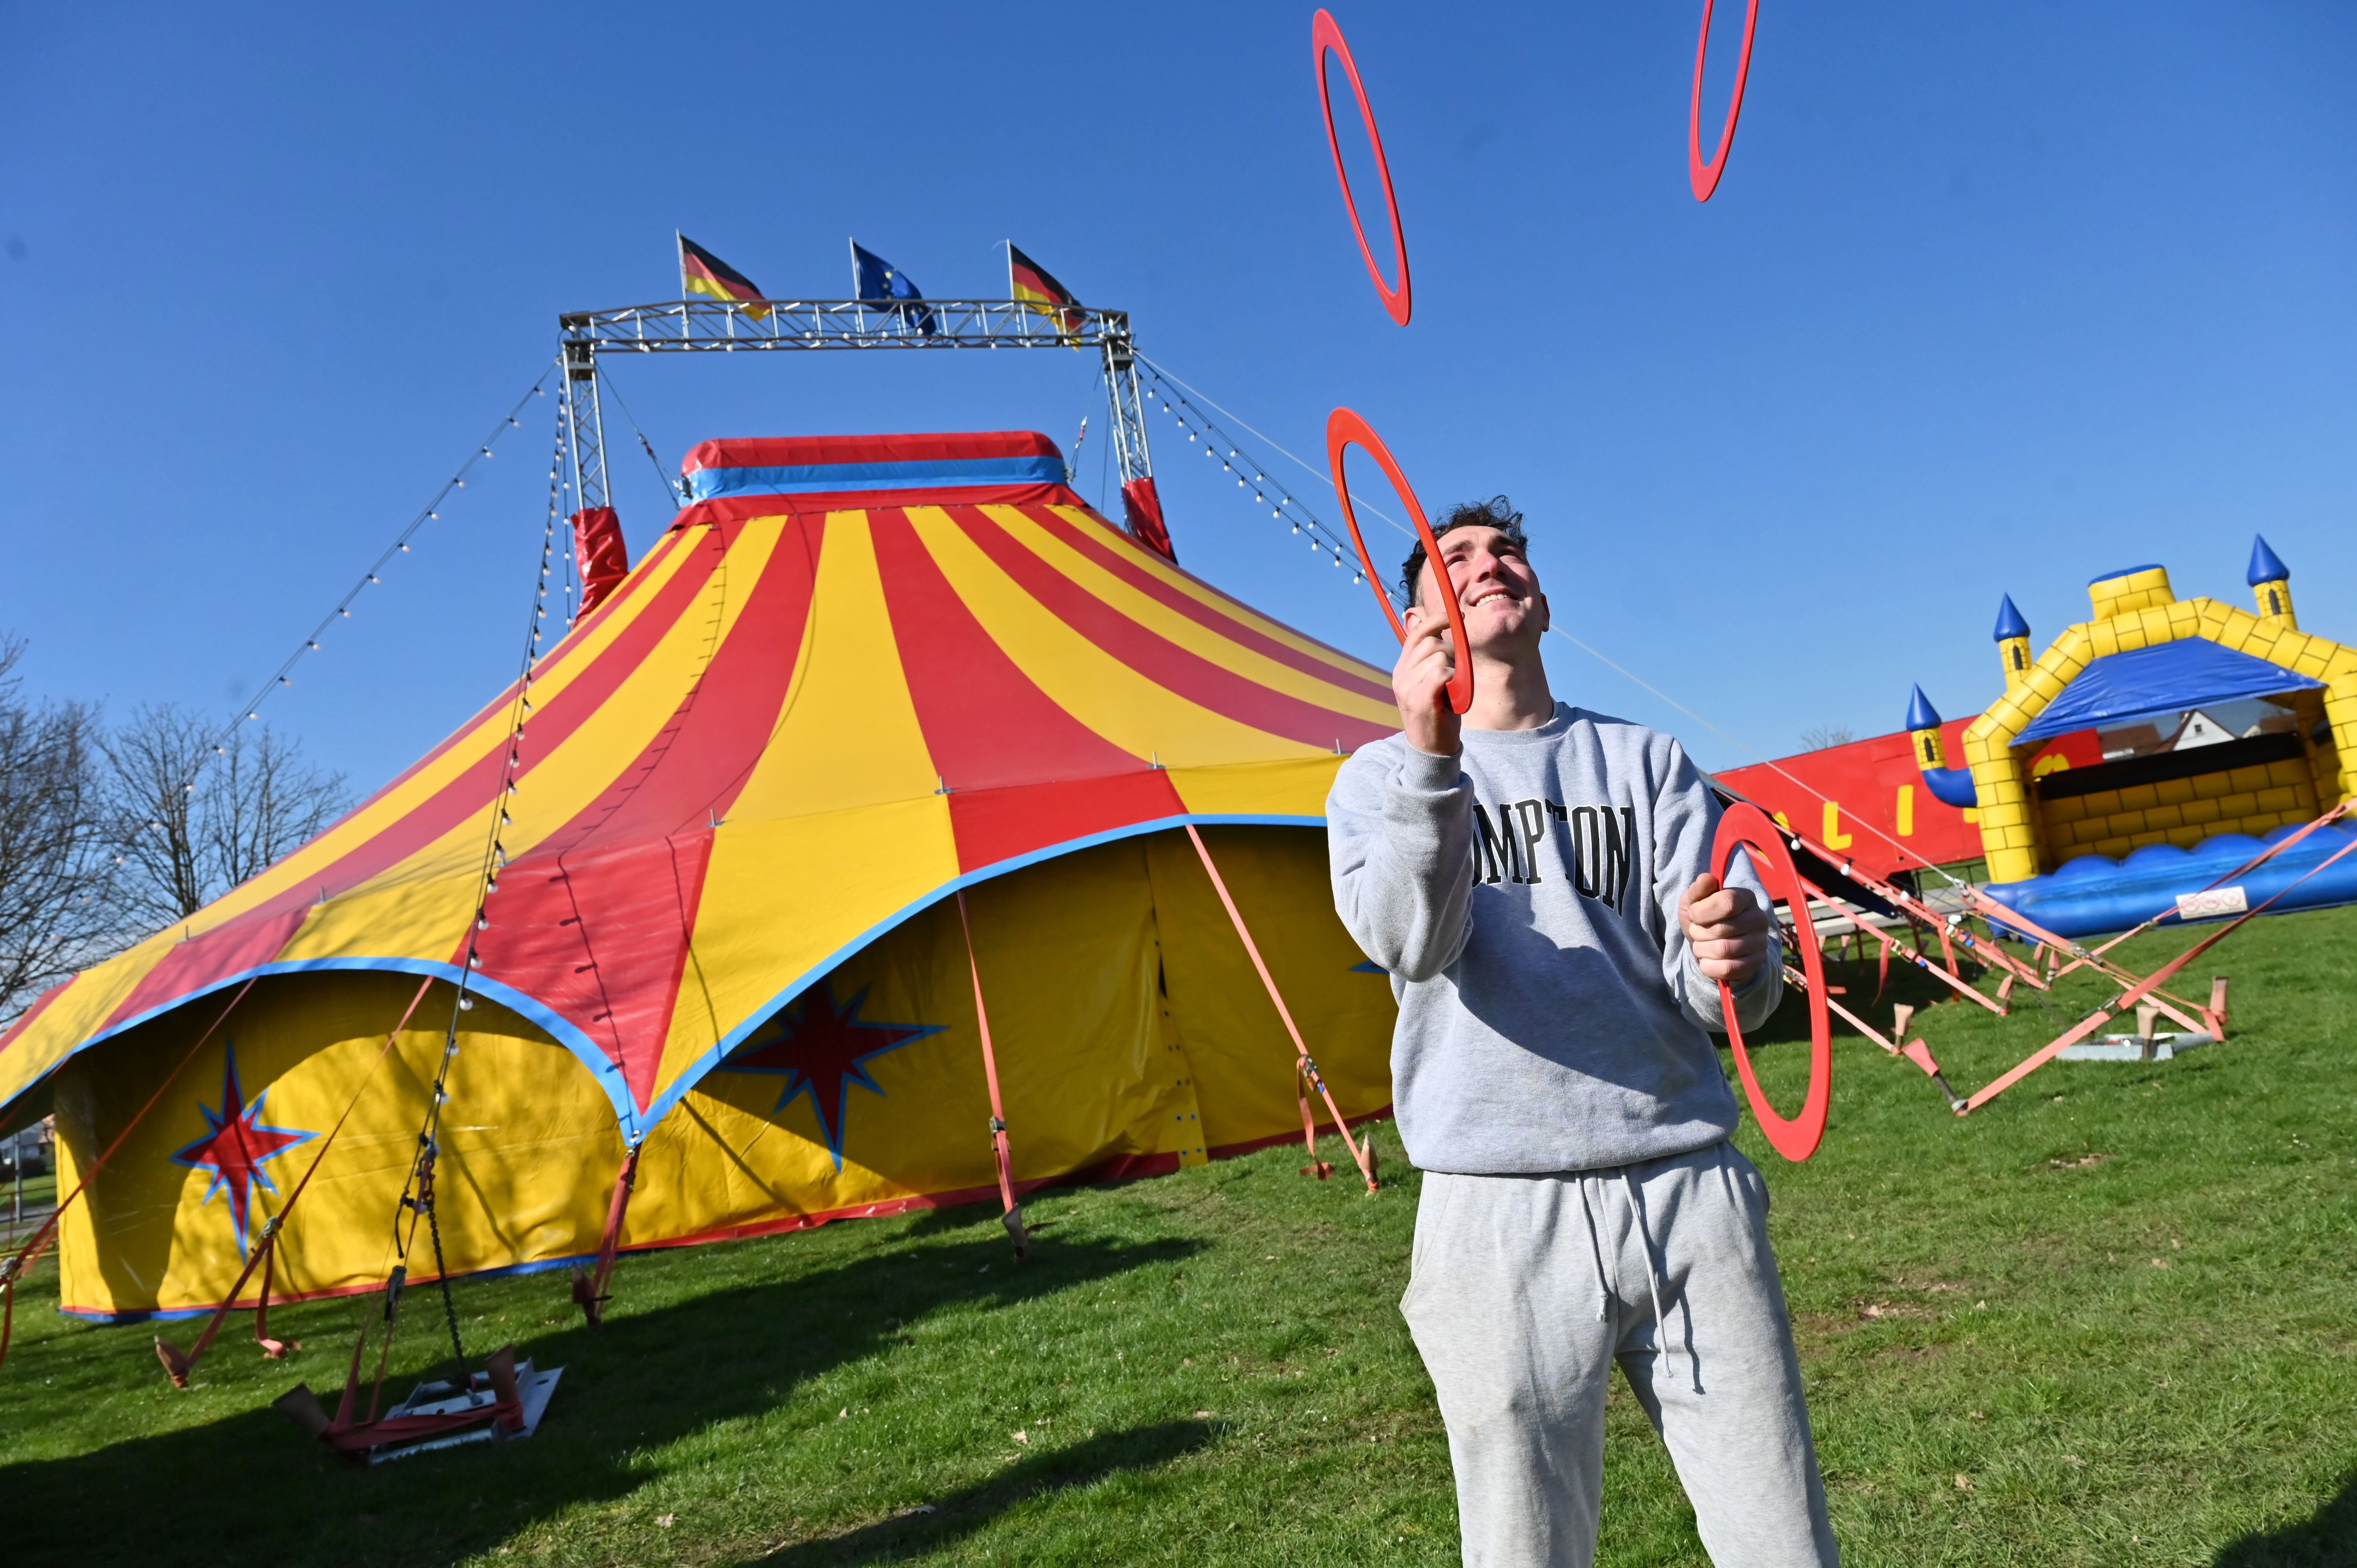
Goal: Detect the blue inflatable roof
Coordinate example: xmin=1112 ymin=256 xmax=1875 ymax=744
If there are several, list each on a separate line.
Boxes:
xmin=2248 ymin=533 xmax=2290 ymax=587
xmin=2017 ymin=636 xmax=2321 ymax=743
xmin=1992 ymin=594 xmax=2029 ymax=641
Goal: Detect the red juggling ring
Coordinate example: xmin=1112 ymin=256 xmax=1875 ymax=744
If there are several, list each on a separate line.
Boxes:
xmin=1326 ymin=407 xmax=1472 ymax=716
xmin=1711 ymin=802 xmax=1831 ymax=1161
xmin=1313 ymin=9 xmax=1412 ymax=326
xmin=1688 ymin=0 xmax=1760 ymax=202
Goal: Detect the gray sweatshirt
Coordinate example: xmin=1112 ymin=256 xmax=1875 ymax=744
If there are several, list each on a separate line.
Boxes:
xmin=1327 ymin=703 xmax=1781 ymax=1175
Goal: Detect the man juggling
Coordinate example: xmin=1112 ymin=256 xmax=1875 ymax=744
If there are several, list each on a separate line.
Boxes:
xmin=1327 ymin=497 xmax=1839 ymax=1567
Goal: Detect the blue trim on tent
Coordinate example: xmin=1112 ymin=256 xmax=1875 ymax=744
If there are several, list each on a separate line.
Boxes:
xmin=1 ymin=958 xmax=641 ymax=1137
xmin=2089 ymin=563 xmax=2164 ymax=586
xmin=2 ymin=813 xmax=1333 ymax=1143
xmin=2016 ymin=637 xmax=2322 ymax=743
xmin=685 ymin=454 xmax=1065 ymax=502
xmin=638 ymin=811 xmax=1327 ymax=1128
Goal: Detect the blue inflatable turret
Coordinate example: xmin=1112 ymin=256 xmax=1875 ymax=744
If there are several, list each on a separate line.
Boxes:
xmin=2248 ymin=534 xmax=2296 ymax=628
xmin=1992 ymin=594 xmax=2032 ymax=688
xmin=1905 ymin=685 xmax=1979 ymax=810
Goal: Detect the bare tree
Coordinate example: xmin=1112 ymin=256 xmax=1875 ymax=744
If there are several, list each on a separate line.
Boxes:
xmin=0 ymin=637 xmax=115 ymax=1021
xmin=104 ymin=704 xmax=350 ymax=936
xmin=1798 ymin=724 xmax=1857 ymax=753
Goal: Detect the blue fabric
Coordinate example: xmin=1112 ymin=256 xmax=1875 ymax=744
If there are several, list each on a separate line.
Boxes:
xmin=1920 ymin=766 xmax=1979 ymax=810
xmin=2016 ymin=636 xmax=2321 ymax=742
xmin=1981 ymin=824 xmax=2357 ymax=938
xmin=2248 ymin=533 xmax=2289 ymax=586
xmin=1905 ymin=683 xmax=1943 ymax=733
xmin=687 ymin=454 xmax=1065 ymax=501
xmin=1992 ymin=594 xmax=2029 ymax=641
xmin=850 ymin=240 xmax=937 ymax=336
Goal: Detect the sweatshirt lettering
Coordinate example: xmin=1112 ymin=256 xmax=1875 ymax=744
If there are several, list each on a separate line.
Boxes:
xmin=1473 ymin=799 xmax=1636 ymax=910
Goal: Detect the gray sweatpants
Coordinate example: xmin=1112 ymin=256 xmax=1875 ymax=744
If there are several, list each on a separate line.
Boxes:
xmin=1402 ymin=1141 xmax=1838 ymax=1568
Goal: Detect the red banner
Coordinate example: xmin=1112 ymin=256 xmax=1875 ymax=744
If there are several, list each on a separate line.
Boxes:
xmin=1718 ymin=723 xmax=2104 ymax=881
xmin=572 ymin=507 xmax=629 ymax=615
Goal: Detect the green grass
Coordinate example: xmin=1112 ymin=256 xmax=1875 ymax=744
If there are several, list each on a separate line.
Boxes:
xmin=1 ymin=904 xmax=2354 ymax=1566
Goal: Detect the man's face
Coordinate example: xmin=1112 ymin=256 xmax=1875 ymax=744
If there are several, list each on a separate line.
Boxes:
xmin=1411 ymin=524 xmax=1548 ymax=654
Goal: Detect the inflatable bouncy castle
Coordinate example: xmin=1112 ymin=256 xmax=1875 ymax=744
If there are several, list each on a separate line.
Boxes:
xmin=1906 ymin=539 xmax=2357 ymax=937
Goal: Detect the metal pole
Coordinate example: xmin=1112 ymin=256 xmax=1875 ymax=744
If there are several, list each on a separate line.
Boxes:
xmin=1099 ymin=313 xmax=1154 ymax=488
xmin=560 ymin=332 xmax=610 ymax=516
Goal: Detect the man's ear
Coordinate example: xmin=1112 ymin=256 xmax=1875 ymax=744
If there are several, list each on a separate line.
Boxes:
xmin=1535 ymin=590 xmax=1551 ymax=634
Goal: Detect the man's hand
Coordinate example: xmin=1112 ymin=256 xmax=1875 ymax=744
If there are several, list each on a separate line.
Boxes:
xmin=1393 ymin=606 xmax=1461 ymax=756
xmin=1679 ymin=873 xmax=1770 ymax=986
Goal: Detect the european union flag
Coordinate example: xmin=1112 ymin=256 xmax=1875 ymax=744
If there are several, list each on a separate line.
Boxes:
xmin=850 ymin=240 xmax=937 ymax=336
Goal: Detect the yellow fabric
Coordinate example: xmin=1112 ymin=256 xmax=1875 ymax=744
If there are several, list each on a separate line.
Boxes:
xmin=15 ymin=474 xmax=1414 ymax=1316
xmin=51 ymin=827 xmax=1393 ymax=1314
xmin=51 ymin=973 xmax=621 ymax=1319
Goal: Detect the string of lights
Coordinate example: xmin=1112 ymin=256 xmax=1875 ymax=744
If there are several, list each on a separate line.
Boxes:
xmin=1136 ymin=369 xmax=1376 ymax=589
xmin=381 ymin=396 xmax=575 ymax=1383
xmin=179 ymin=364 xmax=561 ymax=799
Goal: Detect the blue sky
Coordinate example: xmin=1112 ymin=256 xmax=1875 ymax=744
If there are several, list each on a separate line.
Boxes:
xmin=3 ymin=2 xmax=2352 ymax=784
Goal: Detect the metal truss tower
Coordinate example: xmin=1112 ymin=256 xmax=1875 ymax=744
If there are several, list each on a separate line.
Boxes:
xmin=556 ymin=297 xmax=1156 ymax=510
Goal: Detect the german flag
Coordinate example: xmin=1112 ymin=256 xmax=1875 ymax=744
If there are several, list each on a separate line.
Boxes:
xmin=678 ymin=233 xmax=771 ymax=319
xmin=1008 ymin=242 xmax=1084 ymax=335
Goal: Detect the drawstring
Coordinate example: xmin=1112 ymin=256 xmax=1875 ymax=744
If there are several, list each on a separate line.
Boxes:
xmin=1620 ymin=1169 xmax=1701 ymax=1395
xmin=1576 ymin=1178 xmax=1611 ymax=1321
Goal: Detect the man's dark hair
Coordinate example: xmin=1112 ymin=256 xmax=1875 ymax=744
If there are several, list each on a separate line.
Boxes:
xmin=1401 ymin=496 xmax=1527 ymax=608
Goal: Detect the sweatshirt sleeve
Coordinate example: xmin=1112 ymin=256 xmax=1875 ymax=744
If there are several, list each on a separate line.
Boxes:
xmin=1649 ymin=743 xmax=1785 ymax=1034
xmin=1327 ymin=743 xmax=1477 ymax=984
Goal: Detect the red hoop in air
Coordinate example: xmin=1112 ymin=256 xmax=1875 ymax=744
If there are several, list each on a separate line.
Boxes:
xmin=1313 ymin=9 xmax=1412 ymax=325
xmin=1688 ymin=0 xmax=1760 ymax=202
xmin=1326 ymin=407 xmax=1471 ymax=715
xmin=1712 ymin=802 xmax=1831 ymax=1161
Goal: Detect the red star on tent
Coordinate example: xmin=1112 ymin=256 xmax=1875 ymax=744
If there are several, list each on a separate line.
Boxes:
xmin=170 ymin=1046 xmax=314 ymax=1253
xmin=718 ymin=982 xmax=942 ymax=1168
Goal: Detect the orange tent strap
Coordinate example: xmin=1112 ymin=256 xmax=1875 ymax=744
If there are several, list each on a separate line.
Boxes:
xmin=1184 ymin=824 xmax=1376 ymax=1192
xmin=0 ymin=976 xmax=259 ymax=1345
xmin=572 ymin=1143 xmax=641 ymax=1328
xmin=957 ymin=890 xmax=1029 ymax=1258
xmin=156 ymin=975 xmax=435 ymax=1388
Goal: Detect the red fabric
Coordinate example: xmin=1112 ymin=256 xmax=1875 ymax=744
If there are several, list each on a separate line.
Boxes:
xmin=869 ymin=510 xmax=1186 ymax=869
xmin=572 ymin=508 xmax=629 ymax=616
xmin=1715 ymin=722 xmax=1983 ymax=882
xmin=1028 ymin=507 xmax=1389 ymax=703
xmin=681 ymin=430 xmax=1062 ymax=482
xmin=1121 ymin=476 xmax=1176 ymax=561
xmin=91 ymin=542 xmax=719 ymax=1043
xmin=944 ymin=508 xmax=1393 ymax=753
xmin=472 ymin=526 xmax=818 ymax=1112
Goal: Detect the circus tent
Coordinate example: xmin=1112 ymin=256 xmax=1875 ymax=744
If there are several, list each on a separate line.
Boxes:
xmin=0 ymin=430 xmax=1404 ymax=1320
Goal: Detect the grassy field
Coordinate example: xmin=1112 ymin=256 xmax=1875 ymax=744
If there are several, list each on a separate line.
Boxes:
xmin=1 ymin=904 xmax=2353 ymax=1566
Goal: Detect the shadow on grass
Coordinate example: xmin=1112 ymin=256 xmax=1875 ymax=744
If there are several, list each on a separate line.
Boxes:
xmin=0 ymin=1210 xmax=1198 ymax=1567
xmin=753 ymin=1420 xmax=1213 ymax=1564
xmin=2213 ymin=1469 xmax=2357 ymax=1566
